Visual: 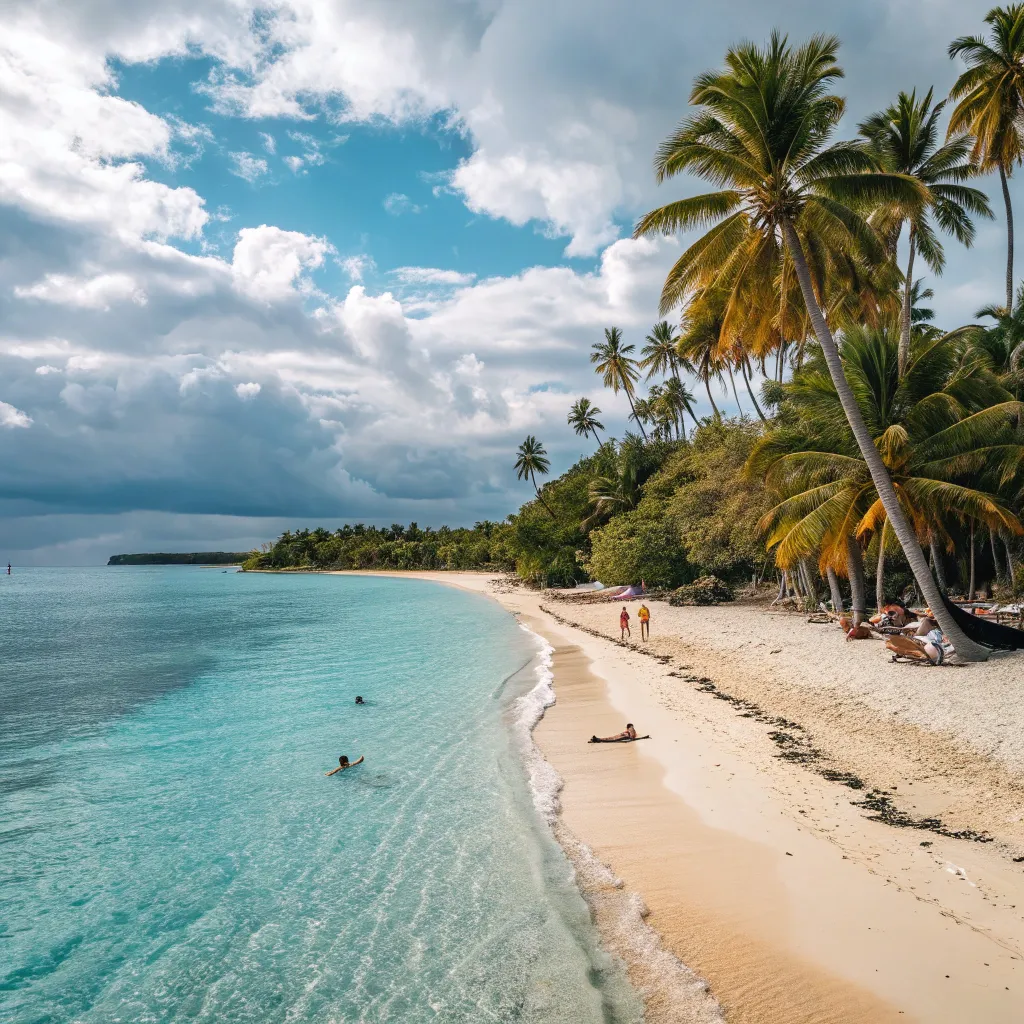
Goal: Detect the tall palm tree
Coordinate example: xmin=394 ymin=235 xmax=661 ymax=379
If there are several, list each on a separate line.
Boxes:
xmin=676 ymin=305 xmax=724 ymax=418
xmin=591 ymin=326 xmax=647 ymax=439
xmin=859 ymin=88 xmax=992 ymax=376
xmin=949 ymin=5 xmax=1024 ymax=310
xmin=641 ymin=321 xmax=681 ymax=382
xmin=567 ymin=397 xmax=605 ymax=446
xmin=662 ymin=375 xmax=698 ymax=435
xmin=514 ymin=435 xmax=555 ymax=518
xmin=972 ymin=283 xmax=1024 ymax=395
xmin=636 ymin=31 xmax=990 ymax=659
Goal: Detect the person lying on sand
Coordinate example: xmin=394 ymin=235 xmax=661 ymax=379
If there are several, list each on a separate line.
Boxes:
xmin=589 ymin=723 xmax=643 ymax=743
xmin=885 ymin=627 xmax=947 ymax=665
xmin=325 ymin=755 xmax=364 ymax=776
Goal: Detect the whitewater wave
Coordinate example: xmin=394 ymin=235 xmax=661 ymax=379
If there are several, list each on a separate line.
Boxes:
xmin=511 ymin=623 xmax=724 ymax=1024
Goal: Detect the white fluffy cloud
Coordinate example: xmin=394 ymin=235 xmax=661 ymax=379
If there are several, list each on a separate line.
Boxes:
xmin=15 ymin=272 xmax=147 ymax=310
xmin=230 ymin=225 xmax=334 ymax=300
xmin=0 ymin=400 xmax=32 ymax=428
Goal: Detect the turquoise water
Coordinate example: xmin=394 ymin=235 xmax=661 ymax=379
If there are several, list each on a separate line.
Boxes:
xmin=0 ymin=568 xmax=641 ymax=1023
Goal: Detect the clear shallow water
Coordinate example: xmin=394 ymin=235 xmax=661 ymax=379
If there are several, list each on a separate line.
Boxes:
xmin=0 ymin=568 xmax=641 ymax=1024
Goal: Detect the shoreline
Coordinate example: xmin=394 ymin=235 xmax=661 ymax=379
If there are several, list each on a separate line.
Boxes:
xmin=334 ymin=571 xmax=1024 ymax=1021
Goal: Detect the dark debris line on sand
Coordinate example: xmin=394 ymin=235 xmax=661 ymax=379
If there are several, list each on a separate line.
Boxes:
xmin=539 ymin=604 xmax=994 ymax=846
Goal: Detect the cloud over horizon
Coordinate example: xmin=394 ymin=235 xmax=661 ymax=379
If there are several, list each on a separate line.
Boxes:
xmin=0 ymin=0 xmax=1016 ymax=562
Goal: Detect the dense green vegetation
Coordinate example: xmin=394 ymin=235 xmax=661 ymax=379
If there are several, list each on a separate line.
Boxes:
xmin=108 ymin=552 xmax=250 ymax=565
xmin=251 ymin=13 xmax=1024 ymax=655
xmin=242 ymin=524 xmax=501 ymax=572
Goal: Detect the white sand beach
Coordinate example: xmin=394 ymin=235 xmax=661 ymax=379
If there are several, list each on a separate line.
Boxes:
xmin=348 ymin=571 xmax=1024 ymax=1023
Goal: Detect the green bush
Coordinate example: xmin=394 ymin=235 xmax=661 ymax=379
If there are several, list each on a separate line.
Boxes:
xmin=668 ymin=575 xmax=734 ymax=606
xmin=585 ymin=504 xmax=690 ymax=588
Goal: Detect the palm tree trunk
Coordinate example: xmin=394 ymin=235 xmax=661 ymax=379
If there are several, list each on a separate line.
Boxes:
xmin=929 ymin=534 xmax=947 ymax=592
xmin=990 ymin=527 xmax=1005 ymax=587
xmin=531 ymin=472 xmax=557 ymax=519
xmin=1001 ymin=161 xmax=1015 ymax=312
xmin=727 ymin=364 xmax=744 ymax=414
xmin=776 ymin=342 xmax=786 ymax=383
xmin=624 ymin=390 xmax=648 ymax=440
xmin=781 ymin=216 xmax=988 ymax=660
xmin=702 ymin=374 xmax=721 ymax=419
xmin=846 ymin=535 xmax=867 ymax=626
xmin=875 ymin=529 xmax=886 ymax=613
xmin=826 ymin=566 xmax=844 ymax=614
xmin=899 ymin=226 xmax=916 ymax=378
xmin=801 ymin=558 xmax=819 ymax=608
xmin=1005 ymin=537 xmax=1017 ymax=592
xmin=740 ymin=358 xmax=768 ymax=423
xmin=968 ymin=522 xmax=976 ymax=601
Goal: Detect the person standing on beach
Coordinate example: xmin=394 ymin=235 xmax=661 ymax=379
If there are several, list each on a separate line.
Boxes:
xmin=619 ymin=606 xmax=630 ymax=639
xmin=638 ymin=603 xmax=650 ymax=641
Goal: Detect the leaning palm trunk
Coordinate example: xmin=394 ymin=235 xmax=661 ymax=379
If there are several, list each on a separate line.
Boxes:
xmin=846 ymin=536 xmax=867 ymax=626
xmin=826 ymin=566 xmax=844 ymax=614
xmin=726 ymin=365 xmax=744 ymax=414
xmin=968 ymin=522 xmax=976 ymax=601
xmin=929 ymin=534 xmax=947 ymax=591
xmin=702 ymin=376 xmax=721 ymax=419
xmin=898 ymin=228 xmax=916 ymax=378
xmin=1005 ymin=537 xmax=1018 ymax=592
xmin=624 ymin=390 xmax=648 ymax=441
xmin=740 ymin=359 xmax=768 ymax=423
xmin=1001 ymin=163 xmax=1015 ymax=312
xmin=990 ymin=527 xmax=1005 ymax=587
xmin=782 ymin=218 xmax=988 ymax=660
xmin=875 ymin=528 xmax=886 ymax=612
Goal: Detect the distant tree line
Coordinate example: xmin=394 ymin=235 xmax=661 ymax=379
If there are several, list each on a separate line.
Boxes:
xmin=242 ymin=523 xmax=504 ymax=572
xmin=108 ymin=552 xmax=251 ymax=565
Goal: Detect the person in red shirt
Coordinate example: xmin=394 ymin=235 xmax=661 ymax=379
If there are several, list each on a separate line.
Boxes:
xmin=619 ymin=606 xmax=630 ymax=639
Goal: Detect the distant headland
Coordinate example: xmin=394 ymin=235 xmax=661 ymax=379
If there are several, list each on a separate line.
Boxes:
xmin=107 ymin=552 xmax=252 ymax=566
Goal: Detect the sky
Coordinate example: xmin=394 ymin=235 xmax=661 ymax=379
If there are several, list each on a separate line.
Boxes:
xmin=0 ymin=0 xmax=1017 ymax=564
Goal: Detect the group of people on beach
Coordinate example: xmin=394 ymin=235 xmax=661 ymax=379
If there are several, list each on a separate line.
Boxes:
xmin=619 ymin=603 xmax=651 ymax=641
xmin=843 ymin=600 xmax=949 ymax=665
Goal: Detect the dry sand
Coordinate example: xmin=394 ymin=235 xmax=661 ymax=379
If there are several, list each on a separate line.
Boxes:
xmin=345 ymin=572 xmax=1024 ymax=1023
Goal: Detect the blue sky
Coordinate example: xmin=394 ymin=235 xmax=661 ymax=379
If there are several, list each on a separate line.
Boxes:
xmin=0 ymin=0 xmax=1019 ymax=563
xmin=114 ymin=56 xmax=594 ymax=293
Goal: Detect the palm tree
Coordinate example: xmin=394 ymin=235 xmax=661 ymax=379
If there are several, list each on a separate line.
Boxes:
xmin=676 ymin=305 xmax=723 ymax=418
xmin=567 ymin=397 xmax=605 ymax=446
xmin=591 ymin=327 xmax=647 ymax=439
xmin=972 ymin=283 xmax=1024 ymax=395
xmin=949 ymin=5 xmax=1024 ymax=310
xmin=636 ymin=31 xmax=990 ymax=659
xmin=662 ymin=375 xmax=698 ymax=436
xmin=859 ymin=88 xmax=992 ymax=376
xmin=641 ymin=321 xmax=681 ymax=382
xmin=751 ymin=325 xmax=1024 ymax=611
xmin=514 ymin=435 xmax=555 ymax=518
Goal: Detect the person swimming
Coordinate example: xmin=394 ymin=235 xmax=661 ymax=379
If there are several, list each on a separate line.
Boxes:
xmin=355 ymin=696 xmax=365 ymax=704
xmin=325 ymin=754 xmax=364 ymax=776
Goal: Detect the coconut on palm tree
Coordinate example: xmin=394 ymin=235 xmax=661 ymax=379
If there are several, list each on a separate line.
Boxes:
xmin=514 ymin=435 xmax=555 ymax=518
xmin=567 ymin=397 xmax=605 ymax=447
xmin=948 ymin=5 xmax=1024 ymax=310
xmin=591 ymin=327 xmax=647 ymax=440
xmin=635 ymin=31 xmax=992 ymax=659
xmin=858 ymin=87 xmax=992 ymax=376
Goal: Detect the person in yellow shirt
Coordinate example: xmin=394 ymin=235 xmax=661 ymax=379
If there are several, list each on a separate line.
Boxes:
xmin=638 ymin=603 xmax=651 ymax=640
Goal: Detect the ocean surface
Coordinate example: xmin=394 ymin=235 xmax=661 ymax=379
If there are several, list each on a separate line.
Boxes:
xmin=0 ymin=568 xmax=643 ymax=1024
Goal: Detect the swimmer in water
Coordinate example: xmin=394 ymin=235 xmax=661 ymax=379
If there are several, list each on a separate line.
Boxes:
xmin=325 ymin=754 xmax=364 ymax=776
xmin=355 ymin=695 xmax=365 ymax=704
